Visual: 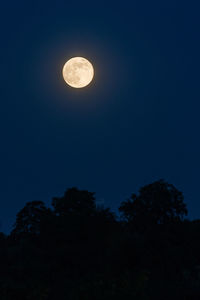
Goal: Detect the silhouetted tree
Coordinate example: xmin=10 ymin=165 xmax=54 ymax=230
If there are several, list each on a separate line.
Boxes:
xmin=1 ymin=182 xmax=199 ymax=300
xmin=119 ymin=180 xmax=188 ymax=231
xmin=52 ymin=187 xmax=96 ymax=217
xmin=11 ymin=201 xmax=51 ymax=239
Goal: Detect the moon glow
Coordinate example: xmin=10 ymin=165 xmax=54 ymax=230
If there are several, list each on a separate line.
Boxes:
xmin=62 ymin=57 xmax=94 ymax=88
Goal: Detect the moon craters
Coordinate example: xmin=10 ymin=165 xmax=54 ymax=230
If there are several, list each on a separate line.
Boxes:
xmin=62 ymin=57 xmax=94 ymax=88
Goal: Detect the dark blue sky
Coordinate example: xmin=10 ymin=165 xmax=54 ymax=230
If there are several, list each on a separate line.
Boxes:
xmin=0 ymin=1 xmax=200 ymax=233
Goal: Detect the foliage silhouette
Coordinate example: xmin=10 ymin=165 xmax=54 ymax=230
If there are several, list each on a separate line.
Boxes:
xmin=52 ymin=187 xmax=96 ymax=217
xmin=119 ymin=179 xmax=188 ymax=232
xmin=11 ymin=201 xmax=51 ymax=240
xmin=0 ymin=181 xmax=199 ymax=299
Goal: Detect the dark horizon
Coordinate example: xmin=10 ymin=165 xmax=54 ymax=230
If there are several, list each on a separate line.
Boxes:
xmin=0 ymin=180 xmax=199 ymax=299
xmin=0 ymin=178 xmax=198 ymax=235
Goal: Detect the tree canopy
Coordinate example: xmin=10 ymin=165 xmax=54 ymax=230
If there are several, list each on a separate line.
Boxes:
xmin=52 ymin=187 xmax=96 ymax=217
xmin=119 ymin=179 xmax=188 ymax=230
xmin=11 ymin=200 xmax=51 ymax=239
xmin=0 ymin=181 xmax=198 ymax=300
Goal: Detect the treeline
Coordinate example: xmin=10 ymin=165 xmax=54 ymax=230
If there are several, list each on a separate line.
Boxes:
xmin=0 ymin=179 xmax=200 ymax=299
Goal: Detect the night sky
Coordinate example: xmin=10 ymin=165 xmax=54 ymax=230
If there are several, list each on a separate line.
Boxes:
xmin=1 ymin=1 xmax=200 ymax=233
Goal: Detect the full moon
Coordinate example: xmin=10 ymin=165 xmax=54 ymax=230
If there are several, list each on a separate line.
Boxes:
xmin=62 ymin=57 xmax=94 ymax=88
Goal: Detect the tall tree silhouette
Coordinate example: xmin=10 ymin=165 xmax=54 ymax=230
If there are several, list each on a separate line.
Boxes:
xmin=11 ymin=201 xmax=51 ymax=239
xmin=119 ymin=180 xmax=188 ymax=230
xmin=52 ymin=187 xmax=96 ymax=217
xmin=3 ymin=182 xmax=199 ymax=300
